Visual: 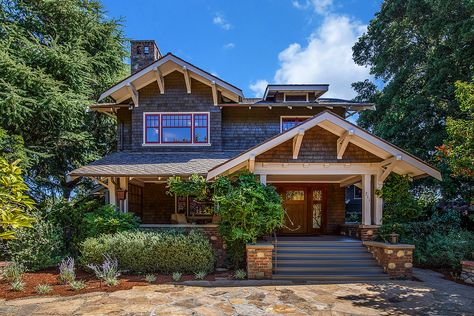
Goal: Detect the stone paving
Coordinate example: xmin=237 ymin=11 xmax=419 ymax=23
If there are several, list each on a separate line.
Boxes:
xmin=0 ymin=269 xmax=473 ymax=316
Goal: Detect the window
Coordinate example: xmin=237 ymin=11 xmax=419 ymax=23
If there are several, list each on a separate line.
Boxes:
xmin=281 ymin=117 xmax=310 ymax=132
xmin=145 ymin=114 xmax=159 ymax=143
xmin=353 ymin=186 xmax=362 ymax=199
xmin=144 ymin=46 xmax=150 ymax=54
xmin=143 ymin=113 xmax=210 ymax=145
xmin=284 ymin=93 xmax=308 ymax=102
xmin=162 ymin=114 xmax=192 ymax=143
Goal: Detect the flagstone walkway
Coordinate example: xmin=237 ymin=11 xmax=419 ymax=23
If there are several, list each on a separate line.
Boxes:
xmin=0 ymin=269 xmax=472 ymax=315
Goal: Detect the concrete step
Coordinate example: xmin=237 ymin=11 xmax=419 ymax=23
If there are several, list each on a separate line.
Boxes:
xmin=274 ymin=249 xmax=372 ymax=256
xmin=274 ymin=261 xmax=380 ymax=268
xmin=273 ymin=265 xmax=384 ymax=273
xmin=275 ymin=246 xmax=369 ymax=252
xmin=272 ymin=273 xmax=389 ymax=281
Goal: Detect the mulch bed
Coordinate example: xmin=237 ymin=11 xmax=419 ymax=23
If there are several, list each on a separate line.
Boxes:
xmin=0 ymin=268 xmax=234 ymax=300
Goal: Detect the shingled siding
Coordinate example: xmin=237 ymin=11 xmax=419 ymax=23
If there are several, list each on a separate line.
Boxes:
xmin=140 ymin=183 xmax=175 ymax=224
xmin=221 ymin=107 xmax=345 ymax=150
xmin=116 ymin=108 xmax=132 ymax=151
xmin=131 ymin=71 xmax=222 ymax=152
xmin=326 ymin=184 xmax=345 ymax=234
xmin=256 ymin=126 xmax=382 ymax=163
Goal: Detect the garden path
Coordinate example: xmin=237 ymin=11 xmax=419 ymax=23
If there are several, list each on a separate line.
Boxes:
xmin=0 ymin=269 xmax=472 ymax=315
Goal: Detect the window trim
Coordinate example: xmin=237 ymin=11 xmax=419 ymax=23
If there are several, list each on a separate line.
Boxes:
xmin=280 ymin=116 xmax=311 ymax=133
xmin=353 ymin=186 xmax=362 ymax=200
xmin=142 ymin=112 xmax=211 ymax=146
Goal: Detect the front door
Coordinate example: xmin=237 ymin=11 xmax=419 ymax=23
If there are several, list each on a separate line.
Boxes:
xmin=277 ymin=185 xmax=327 ymax=235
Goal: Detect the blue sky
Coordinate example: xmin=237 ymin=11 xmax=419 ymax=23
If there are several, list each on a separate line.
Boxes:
xmin=102 ymin=0 xmax=382 ymax=99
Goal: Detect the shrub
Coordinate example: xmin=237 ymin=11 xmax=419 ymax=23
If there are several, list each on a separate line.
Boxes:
xmin=2 ymin=262 xmax=25 ymax=281
xmin=80 ymin=204 xmax=140 ymax=240
xmin=212 ymin=172 xmax=285 ymax=267
xmin=58 ymin=257 xmax=76 ymax=284
xmin=234 ymin=269 xmax=247 ymax=280
xmin=6 ymin=215 xmax=64 ymax=271
xmin=35 ymin=284 xmax=52 ymax=294
xmin=194 ymin=271 xmax=206 ymax=280
xmin=80 ymin=230 xmax=214 ymax=274
xmin=69 ymin=280 xmax=86 ymax=291
xmin=172 ymin=272 xmax=182 ymax=282
xmin=144 ymin=274 xmax=156 ymax=283
xmin=10 ymin=279 xmax=25 ymax=292
xmin=87 ymin=255 xmax=120 ymax=287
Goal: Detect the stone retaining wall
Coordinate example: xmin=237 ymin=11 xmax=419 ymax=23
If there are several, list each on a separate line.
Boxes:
xmin=340 ymin=224 xmax=380 ymax=241
xmin=246 ymin=243 xmax=273 ymax=279
xmin=460 ymin=261 xmax=474 ymax=285
xmin=364 ymin=241 xmax=414 ymax=279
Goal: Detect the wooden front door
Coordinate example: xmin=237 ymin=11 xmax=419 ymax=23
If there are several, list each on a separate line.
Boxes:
xmin=277 ymin=185 xmax=327 ymax=235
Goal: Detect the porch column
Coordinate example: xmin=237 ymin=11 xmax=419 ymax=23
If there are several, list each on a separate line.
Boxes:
xmin=119 ymin=177 xmax=129 ymax=213
xmin=361 ymin=174 xmax=372 ymax=225
xmin=108 ymin=177 xmax=117 ymax=207
xmin=374 ymin=179 xmax=383 ymax=225
xmin=259 ymin=174 xmax=267 ymax=186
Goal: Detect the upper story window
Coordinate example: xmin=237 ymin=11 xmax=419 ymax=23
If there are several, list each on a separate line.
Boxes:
xmin=144 ymin=112 xmax=209 ymax=145
xmin=281 ymin=116 xmax=310 ymax=132
xmin=144 ymin=46 xmax=150 ymax=54
xmin=284 ymin=93 xmax=308 ymax=102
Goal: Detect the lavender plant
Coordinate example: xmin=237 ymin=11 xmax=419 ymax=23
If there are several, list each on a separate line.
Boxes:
xmin=87 ymin=255 xmax=120 ymax=287
xmin=58 ymin=257 xmax=76 ymax=284
xmin=194 ymin=271 xmax=206 ymax=280
xmin=172 ymin=272 xmax=182 ymax=282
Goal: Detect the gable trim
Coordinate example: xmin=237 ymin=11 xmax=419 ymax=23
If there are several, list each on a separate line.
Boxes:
xmin=206 ymin=111 xmax=442 ymax=181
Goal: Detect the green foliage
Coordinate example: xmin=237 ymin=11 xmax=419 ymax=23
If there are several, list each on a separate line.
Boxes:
xmin=10 ymin=279 xmax=25 ymax=292
xmin=212 ymin=172 xmax=285 ymax=267
xmin=80 ymin=230 xmax=214 ymax=274
xmin=69 ymin=280 xmax=85 ymax=291
xmin=194 ymin=271 xmax=206 ymax=280
xmin=0 ymin=0 xmax=128 ymax=199
xmin=0 ymin=128 xmax=28 ymax=169
xmin=0 ymin=157 xmax=35 ymax=240
xmin=2 ymin=262 xmax=25 ymax=282
xmin=6 ymin=214 xmax=65 ymax=271
xmin=233 ymin=269 xmax=247 ymax=280
xmin=80 ymin=204 xmax=140 ymax=240
xmin=166 ymin=174 xmax=209 ymax=200
xmin=35 ymin=284 xmax=52 ymax=294
xmin=172 ymin=272 xmax=182 ymax=282
xmin=144 ymin=274 xmax=156 ymax=283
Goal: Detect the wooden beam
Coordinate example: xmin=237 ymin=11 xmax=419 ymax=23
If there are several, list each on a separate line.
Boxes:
xmin=337 ymin=129 xmax=354 ymax=159
xmin=248 ymin=154 xmax=256 ymax=172
xmin=379 ymin=161 xmax=399 ymax=183
xmin=153 ymin=67 xmax=165 ymax=94
xmin=306 ymin=106 xmax=313 ymax=110
xmin=211 ymin=81 xmax=218 ymax=105
xmin=339 ymin=175 xmax=361 ymax=187
xmin=182 ymin=66 xmax=191 ymax=94
xmin=292 ymin=129 xmax=305 ymax=159
xmin=378 ymin=154 xmax=402 ymax=167
xmin=126 ymin=83 xmax=139 ymax=107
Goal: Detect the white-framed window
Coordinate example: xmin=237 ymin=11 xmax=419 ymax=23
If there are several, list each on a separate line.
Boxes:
xmin=280 ymin=116 xmax=311 ymax=132
xmin=283 ymin=92 xmax=309 ymax=102
xmin=353 ymin=186 xmax=362 ymax=199
xmin=143 ymin=112 xmax=210 ymax=146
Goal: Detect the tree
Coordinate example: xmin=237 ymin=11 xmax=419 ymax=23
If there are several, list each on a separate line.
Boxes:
xmin=352 ymin=0 xmax=474 ymax=162
xmin=0 ymin=157 xmax=35 ymax=240
xmin=0 ymin=0 xmax=128 ymax=199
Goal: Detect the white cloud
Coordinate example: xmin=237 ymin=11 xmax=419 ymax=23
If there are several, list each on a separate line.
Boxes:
xmin=223 ymin=42 xmax=235 ymax=49
xmin=250 ymin=15 xmax=370 ymax=100
xmin=292 ymin=0 xmax=333 ymax=15
xmin=213 ymin=13 xmax=232 ymax=30
xmin=249 ymin=79 xmax=269 ymax=97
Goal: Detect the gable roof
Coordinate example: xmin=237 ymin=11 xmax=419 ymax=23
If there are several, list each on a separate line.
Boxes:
xmin=99 ymin=53 xmax=243 ymax=103
xmin=207 ymin=110 xmax=442 ymax=181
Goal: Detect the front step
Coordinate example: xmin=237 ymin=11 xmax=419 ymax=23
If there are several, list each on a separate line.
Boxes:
xmin=272 ymin=236 xmax=388 ymax=281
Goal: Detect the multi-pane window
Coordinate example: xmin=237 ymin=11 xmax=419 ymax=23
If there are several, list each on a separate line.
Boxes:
xmin=281 ymin=117 xmax=310 ymax=132
xmin=144 ymin=113 xmax=209 ymax=145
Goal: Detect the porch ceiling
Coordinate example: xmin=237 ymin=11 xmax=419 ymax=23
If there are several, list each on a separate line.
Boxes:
xmin=267 ymin=174 xmax=357 ymax=183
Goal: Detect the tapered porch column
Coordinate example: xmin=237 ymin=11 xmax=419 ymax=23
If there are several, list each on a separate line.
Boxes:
xmin=374 ymin=179 xmax=383 ymax=225
xmin=361 ymin=174 xmax=372 ymax=225
xmin=108 ymin=177 xmax=117 ymax=207
xmin=118 ymin=177 xmax=129 ymax=213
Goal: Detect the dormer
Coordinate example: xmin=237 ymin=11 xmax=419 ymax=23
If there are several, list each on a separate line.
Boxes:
xmin=263 ymin=84 xmax=329 ymax=102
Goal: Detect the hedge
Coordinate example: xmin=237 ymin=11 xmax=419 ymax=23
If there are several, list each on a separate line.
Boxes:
xmin=80 ymin=230 xmax=214 ymax=273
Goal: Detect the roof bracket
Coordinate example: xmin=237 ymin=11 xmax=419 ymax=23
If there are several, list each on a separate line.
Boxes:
xmin=292 ymin=129 xmax=305 ymax=159
xmin=182 ymin=66 xmax=191 ymax=94
xmin=211 ymin=81 xmax=218 ymax=106
xmin=378 ymin=155 xmax=402 ymax=182
xmin=126 ymin=83 xmax=139 ymax=107
xmin=337 ymin=129 xmax=354 ymax=159
xmin=153 ymin=67 xmax=165 ymax=94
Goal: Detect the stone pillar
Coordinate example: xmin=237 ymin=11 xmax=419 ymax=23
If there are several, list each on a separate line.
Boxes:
xmin=364 ymin=241 xmax=415 ymax=279
xmin=357 ymin=225 xmax=380 ymax=241
xmin=246 ymin=243 xmax=274 ymax=279
xmin=460 ymin=261 xmax=474 ymax=284
xmin=361 ymin=174 xmax=372 ymax=225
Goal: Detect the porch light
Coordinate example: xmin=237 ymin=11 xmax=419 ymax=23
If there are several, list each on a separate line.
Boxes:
xmin=389 ymin=232 xmax=399 ymax=244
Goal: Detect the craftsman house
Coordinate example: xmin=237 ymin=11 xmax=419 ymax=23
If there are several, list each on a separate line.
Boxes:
xmin=70 ymin=40 xmax=440 ymax=279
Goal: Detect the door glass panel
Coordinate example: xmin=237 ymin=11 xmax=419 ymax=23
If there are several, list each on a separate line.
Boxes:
xmin=285 ymin=190 xmax=305 ymax=201
xmin=312 ymin=189 xmax=322 ymax=201
xmin=312 ymin=203 xmax=322 ymax=228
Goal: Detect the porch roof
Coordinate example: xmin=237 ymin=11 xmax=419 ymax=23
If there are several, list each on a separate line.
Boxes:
xmin=69 ymin=151 xmax=240 ymax=178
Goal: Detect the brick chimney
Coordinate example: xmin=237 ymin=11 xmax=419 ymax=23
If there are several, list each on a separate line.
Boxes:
xmin=130 ymin=40 xmax=161 ymax=74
